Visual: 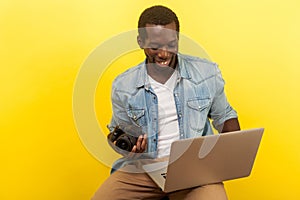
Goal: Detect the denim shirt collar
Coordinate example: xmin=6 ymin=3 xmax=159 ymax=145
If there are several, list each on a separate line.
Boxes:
xmin=135 ymin=53 xmax=191 ymax=89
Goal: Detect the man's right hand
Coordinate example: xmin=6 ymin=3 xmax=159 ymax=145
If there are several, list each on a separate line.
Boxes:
xmin=131 ymin=134 xmax=147 ymax=153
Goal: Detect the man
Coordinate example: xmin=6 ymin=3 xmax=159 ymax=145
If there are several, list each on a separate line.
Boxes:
xmin=92 ymin=5 xmax=240 ymax=200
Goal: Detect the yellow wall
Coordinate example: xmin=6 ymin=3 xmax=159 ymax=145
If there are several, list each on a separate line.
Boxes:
xmin=1 ymin=0 xmax=300 ymax=199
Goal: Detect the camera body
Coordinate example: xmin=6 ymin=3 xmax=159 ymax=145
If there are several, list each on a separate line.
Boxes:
xmin=108 ymin=126 xmax=138 ymax=152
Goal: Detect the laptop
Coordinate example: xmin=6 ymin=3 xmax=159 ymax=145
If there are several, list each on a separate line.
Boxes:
xmin=142 ymin=128 xmax=264 ymax=193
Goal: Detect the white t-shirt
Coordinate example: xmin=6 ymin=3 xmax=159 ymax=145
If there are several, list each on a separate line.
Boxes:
xmin=148 ymin=71 xmax=180 ymax=158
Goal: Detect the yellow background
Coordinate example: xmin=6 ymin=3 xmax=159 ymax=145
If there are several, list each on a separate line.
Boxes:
xmin=1 ymin=0 xmax=300 ymax=199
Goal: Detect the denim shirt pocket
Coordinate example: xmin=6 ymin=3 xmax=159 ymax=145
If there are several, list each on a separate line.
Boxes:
xmin=187 ymin=98 xmax=211 ymax=132
xmin=126 ymin=108 xmax=146 ymax=127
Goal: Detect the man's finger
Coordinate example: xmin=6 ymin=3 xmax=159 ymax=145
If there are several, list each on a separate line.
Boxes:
xmin=129 ymin=145 xmax=137 ymax=155
xmin=141 ymin=134 xmax=147 ymax=151
xmin=136 ymin=135 xmax=144 ymax=151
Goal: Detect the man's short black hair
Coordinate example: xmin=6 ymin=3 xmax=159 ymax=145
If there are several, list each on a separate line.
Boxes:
xmin=138 ymin=5 xmax=180 ymax=40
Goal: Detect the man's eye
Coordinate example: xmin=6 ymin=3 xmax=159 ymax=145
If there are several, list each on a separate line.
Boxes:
xmin=150 ymin=46 xmax=159 ymax=50
xmin=168 ymin=43 xmax=177 ymax=49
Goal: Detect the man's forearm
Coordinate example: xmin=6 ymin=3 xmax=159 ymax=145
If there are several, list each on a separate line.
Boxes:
xmin=220 ymin=118 xmax=240 ymax=133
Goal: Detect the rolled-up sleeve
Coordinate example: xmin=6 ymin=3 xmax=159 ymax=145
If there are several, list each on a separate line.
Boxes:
xmin=108 ymin=80 xmax=131 ymax=131
xmin=209 ymin=65 xmax=238 ymax=132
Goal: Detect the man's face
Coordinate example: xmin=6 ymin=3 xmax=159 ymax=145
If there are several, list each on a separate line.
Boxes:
xmin=138 ymin=22 xmax=178 ymax=69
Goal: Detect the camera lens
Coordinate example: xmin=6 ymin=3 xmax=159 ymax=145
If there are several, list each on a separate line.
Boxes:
xmin=115 ymin=134 xmax=137 ymax=151
xmin=108 ymin=126 xmax=139 ymax=152
xmin=116 ymin=137 xmax=132 ymax=151
xmin=116 ymin=140 xmax=130 ymax=151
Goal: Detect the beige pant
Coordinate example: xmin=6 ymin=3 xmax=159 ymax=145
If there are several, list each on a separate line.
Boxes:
xmin=92 ymin=164 xmax=228 ymax=200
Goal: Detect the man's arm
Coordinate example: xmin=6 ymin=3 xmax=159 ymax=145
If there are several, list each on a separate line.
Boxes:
xmin=219 ymin=118 xmax=240 ymax=133
xmin=109 ymin=83 xmax=147 ymax=155
xmin=208 ymin=64 xmax=240 ymax=133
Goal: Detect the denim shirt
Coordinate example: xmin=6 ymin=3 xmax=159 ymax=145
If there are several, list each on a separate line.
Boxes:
xmin=108 ymin=53 xmax=237 ymax=172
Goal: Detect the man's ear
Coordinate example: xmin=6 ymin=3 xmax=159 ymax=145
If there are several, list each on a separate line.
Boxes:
xmin=137 ymin=35 xmax=144 ymax=49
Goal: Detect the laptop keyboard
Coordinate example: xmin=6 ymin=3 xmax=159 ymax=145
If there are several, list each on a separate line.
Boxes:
xmin=161 ymin=172 xmax=167 ymax=179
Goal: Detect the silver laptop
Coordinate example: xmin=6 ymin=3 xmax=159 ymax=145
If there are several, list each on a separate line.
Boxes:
xmin=142 ymin=128 xmax=264 ymax=193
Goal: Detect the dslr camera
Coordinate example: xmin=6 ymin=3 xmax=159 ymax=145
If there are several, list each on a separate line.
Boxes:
xmin=107 ymin=126 xmax=138 ymax=152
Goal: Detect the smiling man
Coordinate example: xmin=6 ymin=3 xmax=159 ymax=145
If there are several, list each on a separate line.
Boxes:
xmin=92 ymin=5 xmax=240 ymax=200
xmin=137 ymin=7 xmax=179 ymax=85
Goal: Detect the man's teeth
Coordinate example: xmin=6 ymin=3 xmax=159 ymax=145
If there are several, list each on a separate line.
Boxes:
xmin=158 ymin=61 xmax=168 ymax=65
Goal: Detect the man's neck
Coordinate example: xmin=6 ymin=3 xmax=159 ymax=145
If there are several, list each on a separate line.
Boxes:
xmin=146 ymin=57 xmax=178 ymax=84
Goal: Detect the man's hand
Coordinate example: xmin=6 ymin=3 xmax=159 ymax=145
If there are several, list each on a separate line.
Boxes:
xmin=112 ymin=134 xmax=147 ymax=158
xmin=125 ymin=134 xmax=147 ymax=159
xmin=131 ymin=134 xmax=147 ymax=153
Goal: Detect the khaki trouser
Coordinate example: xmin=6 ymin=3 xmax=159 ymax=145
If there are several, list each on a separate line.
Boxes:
xmin=91 ymin=163 xmax=228 ymax=200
